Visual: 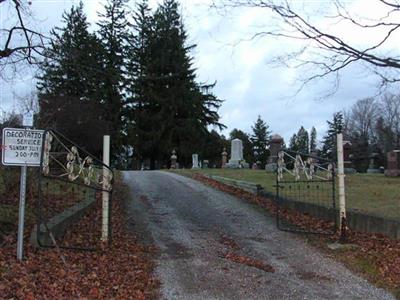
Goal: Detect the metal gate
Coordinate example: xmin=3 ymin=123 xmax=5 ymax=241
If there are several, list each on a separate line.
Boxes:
xmin=36 ymin=129 xmax=113 ymax=250
xmin=275 ymin=150 xmax=337 ymax=235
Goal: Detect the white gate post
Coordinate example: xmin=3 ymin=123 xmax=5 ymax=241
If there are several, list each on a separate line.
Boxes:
xmin=102 ymin=135 xmax=110 ymax=242
xmin=336 ymin=133 xmax=347 ymax=239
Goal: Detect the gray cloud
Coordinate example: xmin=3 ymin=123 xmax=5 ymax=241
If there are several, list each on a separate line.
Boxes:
xmin=0 ymin=0 xmax=386 ymax=144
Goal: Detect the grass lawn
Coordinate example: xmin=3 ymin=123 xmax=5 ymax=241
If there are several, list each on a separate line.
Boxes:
xmin=171 ymin=169 xmax=400 ymax=220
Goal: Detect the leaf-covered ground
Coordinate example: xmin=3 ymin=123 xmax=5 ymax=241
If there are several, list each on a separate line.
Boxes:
xmin=0 ymin=175 xmax=159 ymax=299
xmin=191 ymin=173 xmax=400 ymax=298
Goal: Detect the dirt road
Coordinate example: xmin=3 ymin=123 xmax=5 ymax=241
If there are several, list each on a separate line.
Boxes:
xmin=123 ymin=171 xmax=393 ymax=300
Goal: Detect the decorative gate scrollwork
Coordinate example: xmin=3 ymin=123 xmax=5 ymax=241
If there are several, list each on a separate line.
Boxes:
xmin=37 ymin=129 xmax=113 ymax=250
xmin=275 ymin=150 xmax=337 ymax=235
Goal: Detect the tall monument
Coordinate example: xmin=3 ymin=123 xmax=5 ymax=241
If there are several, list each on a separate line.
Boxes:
xmin=265 ymin=134 xmax=284 ymax=172
xmin=225 ymin=139 xmax=249 ymax=168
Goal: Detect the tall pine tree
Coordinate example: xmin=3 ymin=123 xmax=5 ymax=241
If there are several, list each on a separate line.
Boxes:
xmin=126 ymin=0 xmax=224 ymax=168
xmin=125 ymin=0 xmax=155 ymax=166
xmin=321 ymin=112 xmax=344 ymax=160
xmin=37 ymin=2 xmax=107 ymax=155
xmin=288 ymin=126 xmax=309 ymax=154
xmin=250 ymin=115 xmax=271 ymax=166
xmin=309 ymin=126 xmax=317 ymax=154
xmin=296 ymin=126 xmax=309 ymax=154
xmin=37 ymin=2 xmax=104 ymax=101
xmin=289 ymin=134 xmax=298 ymax=152
xmin=97 ymin=0 xmax=130 ymax=161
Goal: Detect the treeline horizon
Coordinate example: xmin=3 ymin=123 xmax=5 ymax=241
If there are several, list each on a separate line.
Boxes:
xmin=1 ymin=0 xmax=399 ymax=171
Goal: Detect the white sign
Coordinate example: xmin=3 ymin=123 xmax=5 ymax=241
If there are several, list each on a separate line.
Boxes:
xmin=1 ymin=128 xmax=44 ymax=166
xmin=22 ymin=111 xmax=34 ymax=127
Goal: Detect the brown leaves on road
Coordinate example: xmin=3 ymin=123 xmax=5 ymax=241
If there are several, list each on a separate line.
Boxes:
xmin=219 ymin=251 xmax=275 ymax=273
xmin=219 ymin=234 xmax=240 ymax=251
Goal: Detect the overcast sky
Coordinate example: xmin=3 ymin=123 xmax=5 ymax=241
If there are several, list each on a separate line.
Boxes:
xmin=1 ymin=0 xmax=397 ymax=144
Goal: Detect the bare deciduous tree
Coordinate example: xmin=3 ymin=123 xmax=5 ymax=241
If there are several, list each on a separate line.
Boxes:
xmin=378 ymin=92 xmax=400 ymax=147
xmin=215 ymin=0 xmax=400 ymax=94
xmin=348 ymin=97 xmax=379 ymax=141
xmin=0 ymin=0 xmax=48 ymax=77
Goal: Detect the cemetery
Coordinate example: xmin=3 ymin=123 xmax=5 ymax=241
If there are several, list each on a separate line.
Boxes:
xmin=172 ymin=134 xmax=400 ymax=237
xmin=1 ymin=0 xmax=400 ymax=299
xmin=173 ymin=169 xmax=400 ymax=220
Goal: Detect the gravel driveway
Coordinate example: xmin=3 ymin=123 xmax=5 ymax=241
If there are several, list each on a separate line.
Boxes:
xmin=123 ymin=171 xmax=394 ymax=300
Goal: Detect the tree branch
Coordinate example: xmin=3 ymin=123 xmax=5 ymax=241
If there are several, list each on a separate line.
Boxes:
xmin=0 ymin=0 xmax=49 ymax=71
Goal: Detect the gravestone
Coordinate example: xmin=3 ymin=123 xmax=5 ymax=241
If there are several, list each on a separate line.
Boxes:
xmin=384 ymin=150 xmax=400 ymax=177
xmin=192 ymin=154 xmax=200 ymax=169
xmin=256 ymin=160 xmax=262 ymax=168
xmin=343 ymin=141 xmax=356 ymax=174
xmin=265 ymin=134 xmax=284 ymax=172
xmin=226 ymin=139 xmax=249 ymax=168
xmin=203 ymin=160 xmax=209 ymax=169
xmin=170 ymin=149 xmax=177 ymax=169
xmin=367 ymin=152 xmax=380 ymax=173
xmin=221 ymin=148 xmax=228 ymax=168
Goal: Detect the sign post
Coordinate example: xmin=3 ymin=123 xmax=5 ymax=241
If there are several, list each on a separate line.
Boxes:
xmin=2 ymin=127 xmax=43 ymax=260
xmin=17 ymin=165 xmax=27 ymax=261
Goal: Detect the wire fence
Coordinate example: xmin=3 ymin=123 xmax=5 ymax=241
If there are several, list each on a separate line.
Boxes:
xmin=36 ymin=129 xmax=113 ymax=250
xmin=275 ymin=150 xmax=337 ymax=234
xmin=0 ymin=129 xmax=113 ymax=251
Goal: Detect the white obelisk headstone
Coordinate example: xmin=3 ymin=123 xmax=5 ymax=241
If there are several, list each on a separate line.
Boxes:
xmin=229 ymin=139 xmax=243 ymax=164
xmin=192 ymin=154 xmax=200 ymax=169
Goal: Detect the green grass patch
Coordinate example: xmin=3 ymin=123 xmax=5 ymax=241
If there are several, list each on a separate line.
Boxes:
xmin=352 ymin=255 xmax=381 ymax=278
xmin=171 ymin=169 xmax=400 ymax=220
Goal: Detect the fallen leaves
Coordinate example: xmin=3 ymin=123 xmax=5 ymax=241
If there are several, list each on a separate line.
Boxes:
xmin=191 ymin=173 xmax=400 ymax=292
xmin=193 ymin=174 xmax=334 ymax=234
xmin=220 ymin=251 xmax=275 ymax=273
xmin=0 ymin=174 xmax=159 ymax=299
xmin=219 ymin=234 xmax=240 ymax=251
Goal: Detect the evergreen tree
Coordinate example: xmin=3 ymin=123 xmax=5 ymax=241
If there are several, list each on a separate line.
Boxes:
xmin=201 ymin=130 xmax=229 ymax=167
xmin=125 ymin=0 xmax=156 ymax=167
xmin=37 ymin=2 xmax=106 ymax=155
xmin=288 ymin=126 xmax=309 ymax=154
xmin=37 ymin=2 xmax=104 ymax=101
xmin=309 ymin=126 xmax=317 ymax=154
xmin=126 ymin=0 xmax=224 ymax=168
xmin=288 ymin=133 xmax=298 ymax=152
xmin=296 ymin=126 xmax=309 ymax=154
xmin=97 ymin=0 xmax=130 ymax=160
xmin=321 ymin=112 xmax=344 ymax=160
xmin=250 ymin=115 xmax=271 ymax=166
